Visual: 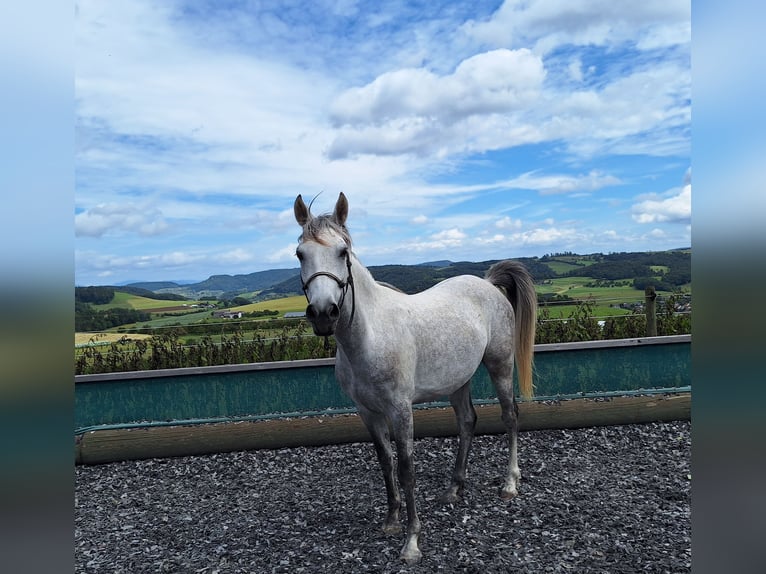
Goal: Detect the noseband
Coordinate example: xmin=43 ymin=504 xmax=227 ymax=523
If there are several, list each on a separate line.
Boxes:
xmin=301 ymin=251 xmax=356 ymax=326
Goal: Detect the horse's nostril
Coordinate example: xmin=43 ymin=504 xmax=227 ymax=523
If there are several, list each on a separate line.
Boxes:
xmin=329 ymin=303 xmax=340 ymax=320
xmin=306 ymin=304 xmax=318 ymax=319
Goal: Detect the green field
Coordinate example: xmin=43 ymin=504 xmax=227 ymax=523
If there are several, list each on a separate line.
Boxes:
xmin=231 ymin=295 xmax=307 ymax=315
xmin=541 ymin=257 xmax=595 ymax=275
xmin=93 ymin=292 xmax=204 ymax=312
xmin=79 ymin=276 xmax=688 ymax=346
xmin=82 ymin=294 xmax=308 ymax=339
xmin=538 ymin=303 xmax=631 ymax=319
xmin=536 ymin=277 xmax=645 ymax=303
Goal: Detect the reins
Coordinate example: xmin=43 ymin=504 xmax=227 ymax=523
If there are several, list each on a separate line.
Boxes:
xmin=300 ymin=252 xmax=356 ymax=347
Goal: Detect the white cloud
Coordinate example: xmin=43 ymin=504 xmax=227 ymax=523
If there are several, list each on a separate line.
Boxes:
xmin=495 ymin=216 xmax=522 ymax=230
xmin=476 ymin=233 xmax=507 ymax=245
xmin=75 ymin=203 xmax=169 ymax=238
xmin=631 ymin=183 xmax=691 ymax=224
xmin=431 ymin=228 xmax=467 ymax=242
xmin=73 ymin=1 xmax=691 ymax=284
xmin=546 ymin=63 xmax=690 ymax=156
xmin=567 ymin=58 xmax=583 ymax=82
xmin=462 ymin=0 xmax=690 ymax=54
xmin=218 ymin=248 xmax=256 ymax=265
xmin=330 ymin=49 xmax=544 ymax=126
xmin=327 ymin=48 xmax=545 ymax=158
xmin=497 ymin=170 xmax=622 ymax=195
xmin=511 ymin=226 xmax=582 ymax=246
xmin=328 ymin=48 xmax=688 ymax=161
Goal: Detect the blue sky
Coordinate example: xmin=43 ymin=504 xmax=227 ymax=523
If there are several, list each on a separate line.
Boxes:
xmin=75 ymin=0 xmax=691 ymax=285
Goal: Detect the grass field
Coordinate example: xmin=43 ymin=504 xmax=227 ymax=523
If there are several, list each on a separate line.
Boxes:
xmin=231 ymin=295 xmax=307 ymax=315
xmin=79 ymin=279 xmax=687 ymax=348
xmin=75 ymin=332 xmax=153 ymax=346
xmin=94 ymin=292 xmax=204 ymax=312
xmin=538 ymin=303 xmax=632 ymax=319
xmin=83 ymin=294 xmax=308 ymax=340
xmin=536 ymin=277 xmax=647 ymax=304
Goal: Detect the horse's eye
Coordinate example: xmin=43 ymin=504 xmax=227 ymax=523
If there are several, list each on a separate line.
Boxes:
xmin=296 ymin=250 xmax=304 ymax=261
xmin=339 ymin=246 xmax=348 ymax=258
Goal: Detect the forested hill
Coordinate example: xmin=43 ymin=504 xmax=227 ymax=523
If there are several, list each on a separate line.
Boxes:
xmin=559 ymin=250 xmax=690 ymax=291
xmin=257 ymin=258 xmax=557 ymax=298
xmin=123 ymin=268 xmax=300 ymax=300
xmin=256 ymin=250 xmax=689 ymax=299
xmin=86 ymin=249 xmax=690 ymax=300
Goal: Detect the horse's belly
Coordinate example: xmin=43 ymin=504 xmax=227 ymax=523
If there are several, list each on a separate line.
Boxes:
xmin=410 ymin=350 xmax=484 ymax=404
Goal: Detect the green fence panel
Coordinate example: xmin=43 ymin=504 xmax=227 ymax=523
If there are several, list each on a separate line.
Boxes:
xmin=75 ymin=337 xmax=690 ymax=432
xmin=470 ymin=340 xmax=691 ymax=399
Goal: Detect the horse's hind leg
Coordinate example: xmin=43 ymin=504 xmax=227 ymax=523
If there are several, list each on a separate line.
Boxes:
xmin=486 ymin=360 xmax=522 ymax=500
xmin=357 ymin=407 xmax=401 ymax=534
xmin=441 ymin=380 xmax=477 ymax=504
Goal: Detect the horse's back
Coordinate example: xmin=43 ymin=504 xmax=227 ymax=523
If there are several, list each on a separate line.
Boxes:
xmin=411 ymin=274 xmax=512 ymax=321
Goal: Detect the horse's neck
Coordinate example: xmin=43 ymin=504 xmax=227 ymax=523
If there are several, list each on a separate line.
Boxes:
xmin=335 ymin=256 xmax=384 ymax=349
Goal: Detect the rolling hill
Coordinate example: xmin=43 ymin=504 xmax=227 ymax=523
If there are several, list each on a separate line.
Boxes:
xmin=108 ymin=249 xmax=690 ymax=301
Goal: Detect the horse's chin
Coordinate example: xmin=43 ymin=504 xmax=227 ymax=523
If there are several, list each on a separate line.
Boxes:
xmin=310 ymin=321 xmax=337 ymax=337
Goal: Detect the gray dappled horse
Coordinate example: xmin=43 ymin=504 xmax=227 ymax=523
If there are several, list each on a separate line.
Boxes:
xmin=293 ymin=193 xmax=537 ymax=564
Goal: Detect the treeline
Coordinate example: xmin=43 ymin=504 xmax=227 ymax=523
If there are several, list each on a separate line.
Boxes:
xmin=75 ymin=296 xmax=691 ymax=375
xmin=256 ymin=252 xmax=686 ymax=299
xmin=75 ymin=301 xmax=151 ymax=331
xmin=536 ymin=295 xmax=691 ymax=343
xmin=76 ymin=286 xmax=115 ymax=304
xmin=75 ymin=285 xmax=189 ymax=303
xmin=125 ymin=315 xmax=294 ymax=336
xmin=76 ymin=322 xmax=334 ymax=375
xmin=259 ymin=258 xmax=558 ymax=298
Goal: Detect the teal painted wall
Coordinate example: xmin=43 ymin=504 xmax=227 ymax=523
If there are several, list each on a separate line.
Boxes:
xmin=76 ymin=340 xmax=690 ymax=431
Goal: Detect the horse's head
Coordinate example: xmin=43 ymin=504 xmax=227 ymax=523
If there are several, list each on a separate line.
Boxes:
xmin=294 ymin=192 xmax=353 ymax=336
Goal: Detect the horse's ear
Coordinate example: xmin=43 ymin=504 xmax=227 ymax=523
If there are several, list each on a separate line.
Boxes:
xmin=294 ymin=194 xmax=310 ymax=226
xmin=333 ymin=192 xmax=348 ymax=226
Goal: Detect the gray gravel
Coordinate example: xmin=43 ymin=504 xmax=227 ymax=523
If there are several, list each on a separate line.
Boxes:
xmin=75 ymin=421 xmax=690 ymax=573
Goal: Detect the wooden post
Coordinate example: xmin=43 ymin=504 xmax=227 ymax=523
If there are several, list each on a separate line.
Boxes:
xmin=75 ymin=395 xmax=692 ymax=465
xmin=645 ymin=286 xmax=657 ymax=337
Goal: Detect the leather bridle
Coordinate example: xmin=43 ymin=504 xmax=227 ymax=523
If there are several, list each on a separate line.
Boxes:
xmin=300 ymin=251 xmax=356 ymax=326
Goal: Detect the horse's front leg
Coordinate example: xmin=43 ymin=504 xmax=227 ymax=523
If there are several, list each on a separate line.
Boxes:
xmin=358 ymin=407 xmax=401 ymax=534
xmin=390 ymin=404 xmax=422 ymax=565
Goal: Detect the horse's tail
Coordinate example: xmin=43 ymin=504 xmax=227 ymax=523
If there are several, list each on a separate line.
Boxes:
xmin=485 ymin=260 xmax=537 ymax=400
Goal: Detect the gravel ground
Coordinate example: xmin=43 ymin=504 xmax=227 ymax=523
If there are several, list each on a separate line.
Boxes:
xmin=75 ymin=421 xmax=690 ymax=573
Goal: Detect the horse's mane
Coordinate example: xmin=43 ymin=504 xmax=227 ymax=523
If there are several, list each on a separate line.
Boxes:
xmin=376 ymin=280 xmax=404 ymax=293
xmin=299 ymin=214 xmax=352 ymax=247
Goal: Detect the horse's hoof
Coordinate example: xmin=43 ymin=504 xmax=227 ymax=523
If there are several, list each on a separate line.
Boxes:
xmin=500 ymin=487 xmax=517 ymax=500
xmin=439 ymin=487 xmax=462 ymax=505
xmin=382 ymin=522 xmax=402 ymax=536
xmin=400 ymin=548 xmax=423 ymax=565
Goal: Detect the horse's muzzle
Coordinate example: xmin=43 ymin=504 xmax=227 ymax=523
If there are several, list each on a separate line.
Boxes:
xmin=305 ymin=303 xmax=340 ymax=336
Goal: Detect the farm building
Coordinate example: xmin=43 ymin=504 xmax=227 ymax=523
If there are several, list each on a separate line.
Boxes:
xmin=212 ymin=310 xmax=242 ymax=319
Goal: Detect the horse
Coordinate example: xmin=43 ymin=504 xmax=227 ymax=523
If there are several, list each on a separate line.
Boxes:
xmin=293 ymin=192 xmax=537 ymax=565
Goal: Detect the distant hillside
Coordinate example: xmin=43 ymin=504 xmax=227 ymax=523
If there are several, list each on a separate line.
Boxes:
xmin=126 ymin=281 xmax=184 ymax=291
xmin=106 ymin=249 xmax=690 ymax=301
xmin=257 ymin=257 xmax=559 ymax=298
xmin=191 ymin=268 xmax=299 ymax=292
xmin=140 ymin=268 xmax=301 ymax=299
